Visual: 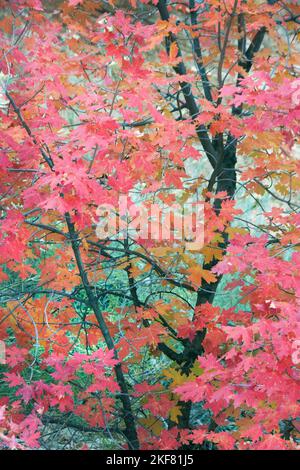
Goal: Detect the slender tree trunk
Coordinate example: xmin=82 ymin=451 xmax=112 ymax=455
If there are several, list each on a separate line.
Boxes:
xmin=66 ymin=216 xmax=140 ymax=449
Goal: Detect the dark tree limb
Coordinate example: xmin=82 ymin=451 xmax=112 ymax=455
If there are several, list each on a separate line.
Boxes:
xmin=5 ymin=91 xmax=54 ymax=170
xmin=189 ymin=0 xmax=213 ymax=102
xmin=156 ymin=0 xmax=217 ymax=169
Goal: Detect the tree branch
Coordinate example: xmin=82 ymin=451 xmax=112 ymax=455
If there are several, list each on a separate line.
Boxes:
xmin=156 ymin=0 xmax=217 ymax=168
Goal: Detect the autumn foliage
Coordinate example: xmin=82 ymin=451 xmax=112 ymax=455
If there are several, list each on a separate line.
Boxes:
xmin=0 ymin=0 xmax=300 ymax=450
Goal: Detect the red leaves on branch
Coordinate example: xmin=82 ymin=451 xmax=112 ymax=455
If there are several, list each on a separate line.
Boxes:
xmin=0 ymin=0 xmax=300 ymax=451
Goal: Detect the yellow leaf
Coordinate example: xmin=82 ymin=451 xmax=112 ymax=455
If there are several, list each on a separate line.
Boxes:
xmin=190 ymin=361 xmax=204 ymax=377
xmin=82 ymin=238 xmax=89 ymax=251
xmin=201 ymin=245 xmax=223 ymax=263
xmin=187 ymin=266 xmax=217 ymax=287
xmin=163 ymin=367 xmax=188 ymax=387
xmin=169 ymin=42 xmax=178 ymax=61
xmin=157 ymin=20 xmax=169 ymax=32
xmin=275 ymin=182 xmax=289 ymax=196
xmin=225 ymin=227 xmax=248 ymax=237
xmin=150 ymin=246 xmax=174 ymax=257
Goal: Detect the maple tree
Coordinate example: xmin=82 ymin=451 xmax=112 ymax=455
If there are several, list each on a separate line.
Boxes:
xmin=0 ymin=0 xmax=300 ymax=451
